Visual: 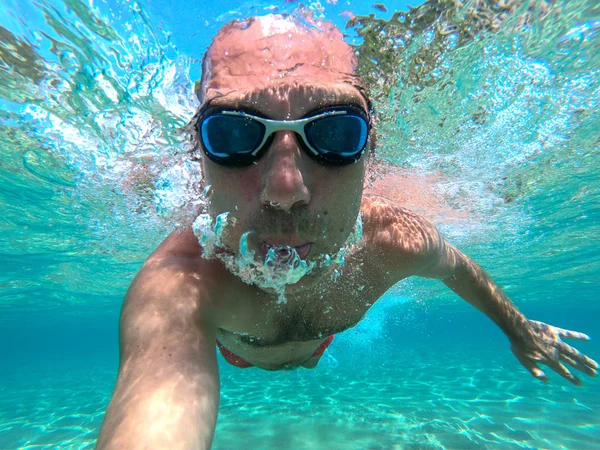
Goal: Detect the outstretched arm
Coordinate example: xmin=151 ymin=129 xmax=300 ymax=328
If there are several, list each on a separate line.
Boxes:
xmin=362 ymin=196 xmax=597 ymax=385
xmin=97 ymin=257 xmax=219 ymax=450
xmin=423 ymin=238 xmax=598 ymax=385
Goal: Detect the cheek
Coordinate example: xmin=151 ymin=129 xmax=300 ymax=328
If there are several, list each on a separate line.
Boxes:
xmin=315 ymin=164 xmax=365 ymax=239
xmin=323 ymin=164 xmax=364 ymax=204
xmin=238 ymin=171 xmax=260 ymax=202
xmin=204 ymin=163 xmax=260 ymax=206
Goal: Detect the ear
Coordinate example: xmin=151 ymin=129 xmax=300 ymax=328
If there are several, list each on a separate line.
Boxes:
xmin=194 ymin=80 xmax=204 ymax=103
xmin=368 ymin=125 xmax=377 ymax=154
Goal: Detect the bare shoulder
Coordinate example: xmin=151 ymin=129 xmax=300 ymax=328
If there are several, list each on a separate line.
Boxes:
xmin=149 ymin=227 xmax=205 ymax=261
xmin=121 ymin=228 xmax=221 ymax=332
xmin=359 ymin=194 xmax=443 ymax=275
xmin=134 ymin=228 xmax=206 ymax=300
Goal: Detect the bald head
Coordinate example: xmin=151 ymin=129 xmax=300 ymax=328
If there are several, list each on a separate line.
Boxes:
xmin=196 ymin=14 xmax=362 ymax=103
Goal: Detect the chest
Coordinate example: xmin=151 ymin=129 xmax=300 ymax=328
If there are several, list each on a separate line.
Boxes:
xmin=222 ymin=264 xmax=393 ymax=346
xmin=215 ymin=234 xmax=409 ymax=346
xmin=257 ymin=296 xmax=364 ymax=344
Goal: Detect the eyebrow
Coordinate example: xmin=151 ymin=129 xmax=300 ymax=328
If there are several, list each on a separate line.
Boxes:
xmin=199 ymin=84 xmax=369 ymax=116
xmin=199 ymin=97 xmax=369 ymax=120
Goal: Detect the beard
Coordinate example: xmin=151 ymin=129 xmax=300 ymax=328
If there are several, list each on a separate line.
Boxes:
xmin=192 ymin=210 xmax=363 ymax=303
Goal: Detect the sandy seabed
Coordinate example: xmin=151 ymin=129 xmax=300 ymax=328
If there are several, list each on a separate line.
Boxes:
xmin=1 ymin=345 xmax=598 ymax=450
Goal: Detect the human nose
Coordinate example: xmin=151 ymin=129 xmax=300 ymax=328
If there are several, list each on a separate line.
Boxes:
xmin=260 ymin=131 xmax=310 ymax=212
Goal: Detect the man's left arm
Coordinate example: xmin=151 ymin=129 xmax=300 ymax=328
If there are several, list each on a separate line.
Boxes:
xmin=421 ymin=238 xmax=598 ymax=385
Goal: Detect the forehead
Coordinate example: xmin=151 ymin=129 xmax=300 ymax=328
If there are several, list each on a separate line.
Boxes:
xmin=199 ymin=16 xmax=364 ymax=114
xmin=204 ymin=81 xmax=368 ymax=118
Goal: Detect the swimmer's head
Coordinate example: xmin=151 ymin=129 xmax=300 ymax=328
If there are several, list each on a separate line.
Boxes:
xmin=194 ymin=14 xmax=366 ymax=103
xmin=189 ymin=13 xmax=373 ymax=292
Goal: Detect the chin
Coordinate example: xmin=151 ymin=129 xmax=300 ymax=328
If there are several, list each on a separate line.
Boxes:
xmin=285 ymin=266 xmax=329 ymax=293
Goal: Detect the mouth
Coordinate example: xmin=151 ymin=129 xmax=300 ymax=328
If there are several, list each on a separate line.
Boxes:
xmin=259 ymin=242 xmax=313 ymax=259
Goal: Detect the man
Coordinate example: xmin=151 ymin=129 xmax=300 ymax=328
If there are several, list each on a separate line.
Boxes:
xmin=97 ymin=14 xmax=597 ymax=449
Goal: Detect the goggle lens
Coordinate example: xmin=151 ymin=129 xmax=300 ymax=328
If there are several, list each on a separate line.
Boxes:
xmin=305 ymin=114 xmax=368 ymax=158
xmin=201 ymin=115 xmax=265 ymax=158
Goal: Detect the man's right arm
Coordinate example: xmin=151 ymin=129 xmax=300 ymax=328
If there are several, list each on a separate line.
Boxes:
xmin=96 ymin=256 xmax=219 ymax=450
xmin=362 ymin=196 xmax=597 ymax=384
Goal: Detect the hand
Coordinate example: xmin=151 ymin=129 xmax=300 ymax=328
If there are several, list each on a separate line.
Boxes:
xmin=510 ymin=320 xmax=598 ymax=385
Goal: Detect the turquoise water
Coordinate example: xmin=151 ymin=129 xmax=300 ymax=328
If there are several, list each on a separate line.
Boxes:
xmin=1 ymin=0 xmax=599 ymax=448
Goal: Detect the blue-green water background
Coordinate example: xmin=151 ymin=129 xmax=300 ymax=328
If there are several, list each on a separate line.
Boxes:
xmin=1 ymin=0 xmax=599 ymax=448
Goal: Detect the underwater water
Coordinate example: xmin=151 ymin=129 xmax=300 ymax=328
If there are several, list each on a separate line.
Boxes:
xmin=1 ymin=0 xmax=599 ymax=448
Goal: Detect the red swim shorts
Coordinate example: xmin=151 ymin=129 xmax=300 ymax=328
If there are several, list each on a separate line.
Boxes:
xmin=216 ymin=335 xmax=334 ymax=368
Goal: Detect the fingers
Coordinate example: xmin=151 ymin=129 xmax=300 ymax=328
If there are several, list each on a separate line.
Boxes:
xmin=547 ymin=360 xmax=582 ymax=386
xmin=557 ymin=328 xmax=591 ymax=341
xmin=559 ymin=342 xmax=598 ymax=376
xmin=514 ymin=351 xmax=548 ymax=383
xmin=560 ymin=342 xmax=599 ymax=369
xmin=530 ymin=321 xmax=591 ymax=341
xmin=561 ymin=353 xmax=597 ymax=377
xmin=517 ymin=321 xmax=596 ymax=385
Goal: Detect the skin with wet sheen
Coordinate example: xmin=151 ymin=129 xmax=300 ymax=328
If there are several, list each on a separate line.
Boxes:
xmin=97 ymin=15 xmax=597 ymax=450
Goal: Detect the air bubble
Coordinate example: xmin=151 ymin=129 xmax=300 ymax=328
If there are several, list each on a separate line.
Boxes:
xmin=214 ymin=212 xmax=230 ymax=244
xmin=202 ymin=184 xmax=213 ymax=199
xmin=192 ymin=212 xmax=363 ymax=302
xmin=444 ymin=33 xmax=458 ymax=49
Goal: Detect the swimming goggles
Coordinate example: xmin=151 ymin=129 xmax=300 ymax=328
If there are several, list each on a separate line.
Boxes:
xmin=196 ymin=105 xmax=370 ymax=167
